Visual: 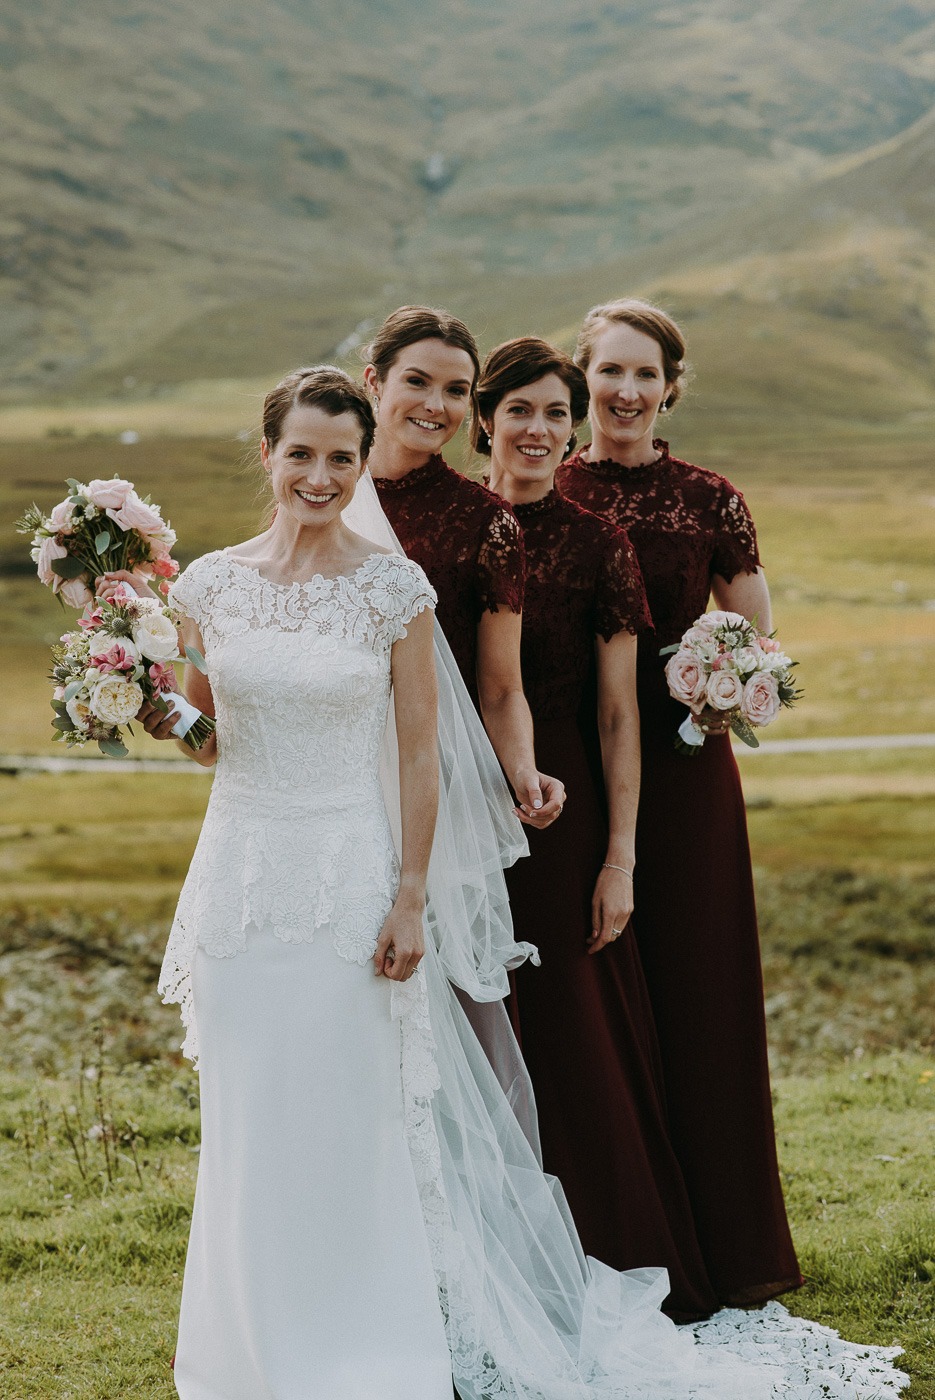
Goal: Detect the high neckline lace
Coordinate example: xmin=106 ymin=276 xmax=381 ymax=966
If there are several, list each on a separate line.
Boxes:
xmin=371 ymin=454 xmax=449 ymax=492
xmin=575 ymin=439 xmax=672 ymax=477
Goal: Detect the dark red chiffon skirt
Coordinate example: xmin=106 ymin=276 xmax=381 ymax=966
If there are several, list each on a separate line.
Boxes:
xmin=631 ymin=670 xmax=802 ymax=1304
xmin=506 ymin=718 xmax=718 ymax=1320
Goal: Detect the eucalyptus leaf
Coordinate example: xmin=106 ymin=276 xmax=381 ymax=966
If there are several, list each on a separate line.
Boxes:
xmin=51 ymin=700 xmax=68 ymax=715
xmin=98 ymin=737 xmax=129 ymax=758
xmin=52 ymin=715 xmax=75 ymax=732
xmin=658 ymin=643 xmax=680 ymax=657
xmin=94 ymin=530 xmax=111 ymax=555
xmin=184 ymin=645 xmax=207 ymax=673
xmin=63 ymin=681 xmax=83 ymax=701
xmin=730 ymin=718 xmax=760 ymax=749
xmin=50 ymin=554 xmax=86 ymax=580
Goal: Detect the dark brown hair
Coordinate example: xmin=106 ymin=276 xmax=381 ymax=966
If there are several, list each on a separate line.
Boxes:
xmin=575 ymin=298 xmax=687 ymax=410
xmin=473 ymin=337 xmax=589 ymax=455
xmin=262 ymin=365 xmax=376 ymax=457
xmin=364 ymin=305 xmax=480 ymax=413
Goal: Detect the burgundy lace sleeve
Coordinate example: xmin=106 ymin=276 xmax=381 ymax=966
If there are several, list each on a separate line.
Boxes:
xmin=476 ymin=505 xmax=525 ymax=615
xmin=594 ymin=532 xmax=653 ymax=642
xmin=711 ymin=483 xmax=761 ymax=582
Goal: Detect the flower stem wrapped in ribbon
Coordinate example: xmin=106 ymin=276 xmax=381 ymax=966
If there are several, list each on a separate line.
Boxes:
xmin=660 ymin=611 xmax=801 ymax=756
xmin=17 ymin=475 xmax=180 ymax=608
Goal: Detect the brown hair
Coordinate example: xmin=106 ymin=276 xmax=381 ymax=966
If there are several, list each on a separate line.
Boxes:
xmin=262 ymin=365 xmax=376 ymax=457
xmin=474 ymin=337 xmax=589 ymax=455
xmin=575 ymin=298 xmax=687 ymax=410
xmin=364 ymin=305 xmax=480 ymax=413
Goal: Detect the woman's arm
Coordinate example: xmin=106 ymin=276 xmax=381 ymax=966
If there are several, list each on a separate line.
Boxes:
xmin=588 ymin=629 xmax=640 ymax=954
xmin=476 ymin=607 xmax=565 ymax=829
xmin=136 ymin=616 xmax=218 ymax=767
xmin=700 ymin=567 xmax=773 ymax=733
xmin=372 ymin=606 xmax=438 ymax=982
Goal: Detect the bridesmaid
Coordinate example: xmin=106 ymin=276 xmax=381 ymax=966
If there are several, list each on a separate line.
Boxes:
xmin=557 ymin=298 xmax=802 ymax=1307
xmin=480 ymin=335 xmax=719 ymax=1320
xmin=364 ymin=305 xmax=563 ymax=829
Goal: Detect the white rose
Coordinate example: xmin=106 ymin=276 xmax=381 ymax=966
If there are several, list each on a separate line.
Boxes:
xmin=89 ymin=676 xmax=144 ymax=726
xmin=131 ymin=611 xmax=180 ymax=661
xmin=705 ymin=670 xmax=744 ymax=711
xmin=65 ymin=694 xmax=93 ymax=732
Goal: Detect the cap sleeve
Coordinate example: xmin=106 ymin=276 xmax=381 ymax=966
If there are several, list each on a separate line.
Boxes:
xmin=711 ymin=482 xmax=761 ymax=582
xmin=168 ymin=555 xmax=212 ymax=627
xmin=374 ymin=556 xmax=437 ymax=648
xmin=594 ymin=528 xmax=654 ymax=641
xmin=476 ymin=504 xmax=525 ymax=615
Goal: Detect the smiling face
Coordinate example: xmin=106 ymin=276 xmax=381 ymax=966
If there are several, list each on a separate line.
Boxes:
xmin=261 ymin=404 xmax=365 ymax=529
xmin=487 ymin=373 xmax=573 ymax=496
xmin=584 ymin=321 xmax=672 ymax=459
xmin=365 ymin=337 xmax=475 ymax=456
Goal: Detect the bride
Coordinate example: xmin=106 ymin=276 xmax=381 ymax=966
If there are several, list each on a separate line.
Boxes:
xmin=111 ymin=365 xmax=907 ymax=1399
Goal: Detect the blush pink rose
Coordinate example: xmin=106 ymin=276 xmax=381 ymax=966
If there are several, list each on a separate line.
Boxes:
xmin=759 ymin=636 xmax=781 ymax=654
xmin=37 ymin=535 xmax=69 ymax=586
xmin=48 ymin=499 xmax=75 ymax=533
xmin=87 ymin=477 xmax=134 ymax=510
xmin=106 ymin=491 xmax=166 ymax=536
xmin=741 ymin=672 xmax=781 ymax=727
xmin=665 ymin=650 xmax=707 ymax=709
xmin=57 ymin=576 xmax=95 ymax=608
xmin=705 ymin=670 xmax=744 ymax=711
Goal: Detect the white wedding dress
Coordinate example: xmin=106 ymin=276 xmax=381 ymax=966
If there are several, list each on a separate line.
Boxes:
xmin=162 ymin=544 xmax=909 ymax=1400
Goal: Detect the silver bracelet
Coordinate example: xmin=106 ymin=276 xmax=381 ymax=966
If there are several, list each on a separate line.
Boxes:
xmin=602 ymin=863 xmax=633 ymax=879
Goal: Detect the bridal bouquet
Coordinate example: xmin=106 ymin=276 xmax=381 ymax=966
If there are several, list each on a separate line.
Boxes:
xmin=50 ymin=588 xmax=214 ymax=757
xmin=17 ymin=475 xmax=179 ymax=608
xmin=661 ymin=611 xmax=800 ymax=753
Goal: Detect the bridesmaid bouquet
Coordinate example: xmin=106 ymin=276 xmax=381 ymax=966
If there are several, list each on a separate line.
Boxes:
xmin=17 ymin=475 xmax=180 ymax=608
xmin=661 ymin=611 xmax=800 ymax=754
xmin=49 ymin=587 xmax=214 ymax=757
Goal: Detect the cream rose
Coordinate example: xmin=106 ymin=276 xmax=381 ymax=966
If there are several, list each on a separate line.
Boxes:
xmin=665 ymin=650 xmax=707 ymax=709
xmin=106 ymin=491 xmax=165 ymax=536
xmin=87 ymin=477 xmax=134 ymax=510
xmin=57 ymin=577 xmax=95 ymax=608
xmin=89 ymin=676 xmax=144 ymax=726
xmin=132 ymin=611 xmax=180 ymax=661
xmin=36 ymin=535 xmax=69 ymax=585
xmin=740 ymin=672 xmax=781 ymax=727
xmin=705 ymin=670 xmax=744 ymax=711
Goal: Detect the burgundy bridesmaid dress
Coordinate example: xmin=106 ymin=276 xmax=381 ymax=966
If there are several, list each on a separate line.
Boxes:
xmin=557 ymin=441 xmax=802 ymax=1306
xmin=504 ymin=488 xmax=719 ymax=1320
xmin=373 ymin=455 xmax=524 ymax=701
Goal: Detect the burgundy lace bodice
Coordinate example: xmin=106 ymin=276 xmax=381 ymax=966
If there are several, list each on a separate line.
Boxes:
xmin=556 ymin=442 xmax=761 ymax=656
xmin=512 ymin=491 xmax=652 ymax=723
xmin=374 ymin=455 xmax=524 ymax=698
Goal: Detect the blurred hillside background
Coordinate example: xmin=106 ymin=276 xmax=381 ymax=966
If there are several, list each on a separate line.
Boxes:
xmin=1 ymin=3 xmax=934 ymax=1396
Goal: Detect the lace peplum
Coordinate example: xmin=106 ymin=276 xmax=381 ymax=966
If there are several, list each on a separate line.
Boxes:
xmin=557 ymin=442 xmax=761 ymax=656
xmin=374 ymin=455 xmax=524 ymax=698
xmin=159 ymin=549 xmax=436 ymax=1060
xmin=511 ymin=490 xmax=652 ymax=722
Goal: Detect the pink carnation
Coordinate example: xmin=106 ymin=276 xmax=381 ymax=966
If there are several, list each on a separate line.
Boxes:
xmin=106 ymin=491 xmax=165 ymax=536
xmin=37 ymin=535 xmax=69 ymax=586
xmin=86 ymin=477 xmax=134 ymax=510
xmin=665 ymin=649 xmax=708 ymax=710
xmin=740 ymin=672 xmax=781 ymax=727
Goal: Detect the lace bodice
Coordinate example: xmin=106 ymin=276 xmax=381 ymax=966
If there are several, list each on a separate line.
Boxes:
xmin=159 ymin=549 xmax=436 ymax=1059
xmin=374 ymin=456 xmax=524 ymax=700
xmin=511 ymin=491 xmax=652 ymax=722
xmin=557 ymin=443 xmax=761 ymax=655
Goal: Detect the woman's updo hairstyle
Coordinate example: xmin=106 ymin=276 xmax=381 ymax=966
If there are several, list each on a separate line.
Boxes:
xmin=473 ymin=337 xmax=589 ymax=455
xmin=575 ymin=298 xmax=687 ymax=411
xmin=364 ymin=305 xmax=481 ymax=415
xmin=262 ymin=365 xmax=376 ymax=458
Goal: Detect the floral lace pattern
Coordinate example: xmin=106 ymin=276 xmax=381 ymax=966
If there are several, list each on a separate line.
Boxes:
xmin=374 ymin=456 xmax=525 ymax=698
xmin=557 ymin=443 xmax=761 ymax=654
xmin=159 ymin=550 xmax=436 ymax=1062
xmin=512 ymin=490 xmax=652 ymax=722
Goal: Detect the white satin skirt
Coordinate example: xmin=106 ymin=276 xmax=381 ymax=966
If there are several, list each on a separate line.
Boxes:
xmin=172 ymin=929 xmax=452 ymax=1400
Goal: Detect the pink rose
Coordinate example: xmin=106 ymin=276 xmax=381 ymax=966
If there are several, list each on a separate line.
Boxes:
xmin=150 ymin=556 xmax=179 ymax=579
xmin=705 ymin=670 xmax=744 ymax=711
xmin=665 ymin=649 xmax=708 ymax=709
xmin=703 ymin=610 xmax=747 ymax=631
xmin=87 ymin=477 xmax=134 ymax=510
xmin=759 ymin=636 xmax=781 ymax=654
xmin=48 ymin=500 xmax=75 ymax=533
xmin=37 ymin=535 xmax=69 ymax=586
xmin=57 ymin=577 xmax=95 ymax=608
xmin=106 ymin=491 xmax=165 ymax=536
xmin=741 ymin=672 xmax=781 ymax=727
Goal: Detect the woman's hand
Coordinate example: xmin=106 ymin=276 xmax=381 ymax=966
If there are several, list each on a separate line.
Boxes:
xmin=587 ymin=864 xmax=634 ymax=955
xmin=373 ymin=894 xmax=425 ymax=981
xmin=96 ymin=569 xmax=160 ymax=602
xmin=135 ymin=695 xmax=181 ymax=742
xmin=690 ymin=704 xmax=732 ymax=736
xmin=514 ymin=769 xmax=566 ymax=828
